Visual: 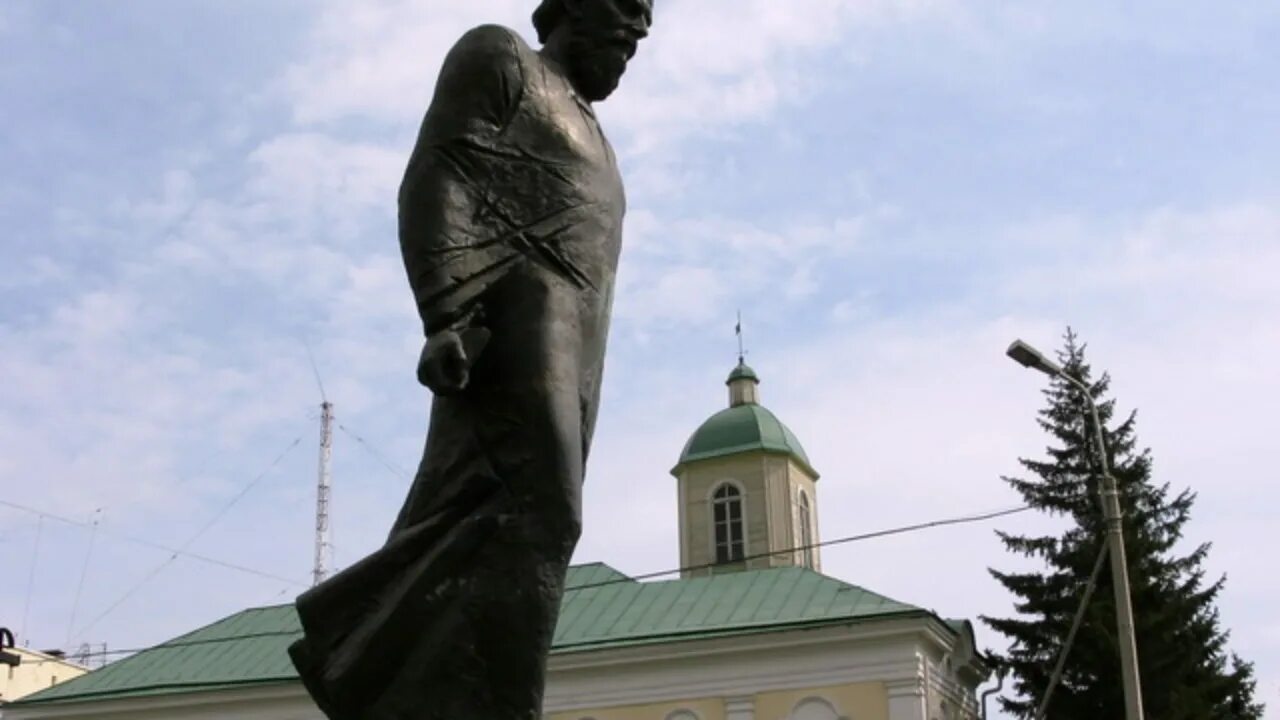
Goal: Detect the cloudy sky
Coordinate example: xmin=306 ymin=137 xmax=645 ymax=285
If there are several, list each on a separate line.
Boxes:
xmin=2 ymin=0 xmax=1278 ymax=714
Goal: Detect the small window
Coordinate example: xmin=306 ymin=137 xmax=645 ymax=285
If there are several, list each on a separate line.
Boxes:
xmin=799 ymin=490 xmax=814 ymax=568
xmin=712 ymin=483 xmax=745 ymax=563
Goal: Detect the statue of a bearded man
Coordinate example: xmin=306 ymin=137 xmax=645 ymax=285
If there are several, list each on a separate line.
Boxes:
xmin=288 ymin=1 xmax=652 ymax=718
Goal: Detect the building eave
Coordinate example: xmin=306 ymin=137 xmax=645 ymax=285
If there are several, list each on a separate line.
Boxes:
xmin=670 ymin=447 xmax=821 ymax=479
xmin=4 ymin=613 xmax=954 ymax=719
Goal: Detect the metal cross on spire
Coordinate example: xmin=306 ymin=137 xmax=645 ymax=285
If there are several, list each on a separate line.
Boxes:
xmin=735 ymin=310 xmax=747 ymax=364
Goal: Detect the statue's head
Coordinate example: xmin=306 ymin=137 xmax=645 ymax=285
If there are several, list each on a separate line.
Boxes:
xmin=533 ymin=0 xmax=652 ymax=102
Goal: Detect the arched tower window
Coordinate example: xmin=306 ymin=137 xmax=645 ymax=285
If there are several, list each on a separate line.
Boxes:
xmin=799 ymin=490 xmax=814 ymax=568
xmin=711 ymin=483 xmax=745 ymax=563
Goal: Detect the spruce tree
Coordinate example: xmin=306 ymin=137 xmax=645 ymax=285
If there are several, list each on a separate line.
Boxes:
xmin=984 ymin=329 xmax=1262 ymax=719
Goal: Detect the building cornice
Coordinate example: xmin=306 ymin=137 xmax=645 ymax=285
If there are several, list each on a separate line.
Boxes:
xmin=5 ymin=613 xmax=982 ymax=719
xmin=544 ymin=617 xmax=936 ymax=712
xmin=2 ymin=682 xmax=306 ymax=720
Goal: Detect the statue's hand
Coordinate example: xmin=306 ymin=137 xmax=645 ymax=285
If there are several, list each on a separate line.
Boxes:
xmin=417 ymin=326 xmax=491 ymax=395
xmin=418 ymin=330 xmax=470 ymax=395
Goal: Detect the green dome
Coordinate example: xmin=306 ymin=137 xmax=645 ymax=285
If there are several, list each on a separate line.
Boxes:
xmin=676 ymin=403 xmax=817 ymax=476
xmin=726 ymin=361 xmax=759 ymax=384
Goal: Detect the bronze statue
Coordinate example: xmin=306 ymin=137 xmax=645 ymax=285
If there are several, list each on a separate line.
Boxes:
xmin=288 ymin=0 xmax=651 ymax=718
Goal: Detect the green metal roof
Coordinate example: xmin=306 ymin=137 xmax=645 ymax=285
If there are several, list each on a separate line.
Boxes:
xmin=554 ymin=564 xmax=918 ymax=651
xmin=16 ymin=564 xmax=927 ymax=707
xmin=676 ymin=403 xmax=816 ymax=476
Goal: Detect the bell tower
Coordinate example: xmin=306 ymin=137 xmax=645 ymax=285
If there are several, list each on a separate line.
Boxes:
xmin=672 ymin=359 xmax=821 ymax=578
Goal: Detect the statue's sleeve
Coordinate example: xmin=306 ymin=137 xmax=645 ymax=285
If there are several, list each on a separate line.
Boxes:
xmin=398 ymin=25 xmax=525 ymax=336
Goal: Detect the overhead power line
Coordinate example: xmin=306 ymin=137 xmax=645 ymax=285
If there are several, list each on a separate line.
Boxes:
xmin=1035 ymin=540 xmax=1110 ymax=720
xmin=68 ymin=435 xmax=305 ymax=643
xmin=24 ymin=502 xmax=1031 ymax=665
xmin=566 ymin=504 xmax=1034 ymax=591
xmin=0 ymin=498 xmax=308 ymax=587
xmin=66 ymin=508 xmax=103 ymax=647
xmin=20 ymin=515 xmax=44 ymax=647
xmin=0 ymin=432 xmax=309 ymax=652
xmin=338 ymin=423 xmax=410 ymax=479
xmin=303 ymin=338 xmax=328 ymax=403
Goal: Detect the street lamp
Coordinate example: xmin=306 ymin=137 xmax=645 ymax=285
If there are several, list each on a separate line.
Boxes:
xmin=1006 ymin=339 xmax=1145 ymax=720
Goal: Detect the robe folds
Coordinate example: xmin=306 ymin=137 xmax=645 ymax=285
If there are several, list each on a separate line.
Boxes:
xmin=288 ymin=24 xmax=625 ymax=720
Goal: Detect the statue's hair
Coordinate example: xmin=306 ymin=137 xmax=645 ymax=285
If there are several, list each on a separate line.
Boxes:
xmin=532 ymin=0 xmax=567 ymax=44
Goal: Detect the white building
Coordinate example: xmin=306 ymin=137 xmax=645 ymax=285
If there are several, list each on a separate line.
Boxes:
xmin=0 ymin=643 xmax=89 ymax=707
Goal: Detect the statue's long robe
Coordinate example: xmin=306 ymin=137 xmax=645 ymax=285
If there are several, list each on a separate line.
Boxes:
xmin=288 ymin=24 xmax=624 ymax=720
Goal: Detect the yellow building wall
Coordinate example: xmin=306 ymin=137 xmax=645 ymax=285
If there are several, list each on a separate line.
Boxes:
xmin=548 ymin=696 xmax=723 ymax=720
xmin=784 ymin=458 xmax=820 ymax=571
xmin=0 ymin=647 xmax=89 ymax=703
xmin=755 ymin=681 xmax=888 ymax=720
xmin=547 ymin=681 xmax=887 ymax=720
xmin=677 ymin=453 xmax=821 ymax=578
xmin=678 ymin=454 xmax=773 ymax=575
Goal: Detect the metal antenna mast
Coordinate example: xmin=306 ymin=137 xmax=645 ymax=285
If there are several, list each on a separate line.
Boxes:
xmin=306 ymin=340 xmax=334 ymax=587
xmin=313 ymin=400 xmax=334 ymax=586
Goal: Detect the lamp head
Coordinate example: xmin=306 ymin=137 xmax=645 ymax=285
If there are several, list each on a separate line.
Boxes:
xmin=1006 ymin=339 xmax=1064 ymax=377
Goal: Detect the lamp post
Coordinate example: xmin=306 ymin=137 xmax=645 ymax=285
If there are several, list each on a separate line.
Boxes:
xmin=1006 ymin=339 xmax=1145 ymax=720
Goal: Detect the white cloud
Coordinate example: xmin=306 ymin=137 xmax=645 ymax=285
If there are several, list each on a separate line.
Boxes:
xmin=282 ymin=0 xmax=529 ymax=127
xmin=614 ymin=209 xmax=868 ymax=328
xmin=0 ymin=4 xmax=21 ymax=35
xmin=0 ymin=255 xmax=70 ymax=291
xmin=0 ymin=92 xmax=425 ymax=654
xmin=999 ymin=203 xmax=1280 ymax=320
xmin=599 ymin=0 xmax=965 ymax=155
xmin=247 ymin=133 xmax=402 ymax=216
xmin=281 ymin=0 xmax=960 ymax=158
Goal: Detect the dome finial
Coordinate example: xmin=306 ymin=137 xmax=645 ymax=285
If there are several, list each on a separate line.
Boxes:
xmin=735 ymin=310 xmax=747 ymax=366
xmin=726 ymin=314 xmax=760 ymax=406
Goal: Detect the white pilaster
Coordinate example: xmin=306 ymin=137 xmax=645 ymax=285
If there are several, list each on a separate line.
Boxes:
xmin=725 ymin=695 xmax=755 ymax=720
xmin=886 ymin=653 xmax=928 ymax=720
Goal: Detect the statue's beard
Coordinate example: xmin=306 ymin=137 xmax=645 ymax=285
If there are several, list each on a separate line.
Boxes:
xmin=566 ymin=30 xmax=631 ymax=102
